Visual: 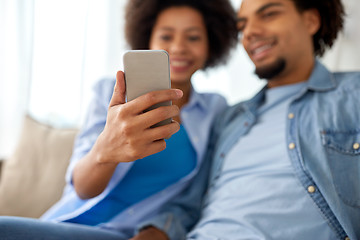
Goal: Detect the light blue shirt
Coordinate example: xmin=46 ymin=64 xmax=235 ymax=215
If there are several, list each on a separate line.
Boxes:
xmin=188 ymin=60 xmax=360 ymax=240
xmin=189 ymin=82 xmax=337 ymax=239
xmin=41 ymin=78 xmax=227 ymax=239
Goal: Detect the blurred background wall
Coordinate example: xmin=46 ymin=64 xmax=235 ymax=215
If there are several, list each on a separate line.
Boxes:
xmin=0 ymin=0 xmax=359 ymax=159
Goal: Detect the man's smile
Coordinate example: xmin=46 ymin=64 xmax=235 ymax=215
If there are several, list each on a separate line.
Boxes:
xmin=247 ymin=38 xmax=277 ymax=62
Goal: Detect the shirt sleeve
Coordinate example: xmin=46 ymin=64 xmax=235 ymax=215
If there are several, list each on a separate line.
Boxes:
xmin=65 ymin=78 xmax=115 ymax=185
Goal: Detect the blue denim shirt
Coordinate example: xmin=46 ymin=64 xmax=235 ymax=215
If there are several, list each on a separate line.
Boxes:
xmin=41 ymin=78 xmax=227 ymax=239
xmin=193 ymin=60 xmax=360 ymax=240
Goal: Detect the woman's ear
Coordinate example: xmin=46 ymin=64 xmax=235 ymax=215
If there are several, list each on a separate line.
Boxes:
xmin=303 ymin=8 xmax=321 ymax=36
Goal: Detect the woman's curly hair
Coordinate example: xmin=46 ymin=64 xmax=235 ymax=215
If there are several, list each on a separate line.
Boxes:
xmin=292 ymin=0 xmax=345 ymax=57
xmin=124 ymin=0 xmax=238 ymax=69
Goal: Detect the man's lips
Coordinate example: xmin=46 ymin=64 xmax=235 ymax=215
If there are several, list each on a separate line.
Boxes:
xmin=252 ymin=44 xmax=273 ymax=55
xmin=248 ymin=39 xmax=276 ymax=61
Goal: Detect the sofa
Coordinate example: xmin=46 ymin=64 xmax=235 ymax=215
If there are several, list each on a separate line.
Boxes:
xmin=0 ymin=115 xmax=78 ymax=218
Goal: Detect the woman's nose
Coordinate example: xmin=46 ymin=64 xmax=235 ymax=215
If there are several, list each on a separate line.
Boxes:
xmin=169 ymin=36 xmax=186 ymax=54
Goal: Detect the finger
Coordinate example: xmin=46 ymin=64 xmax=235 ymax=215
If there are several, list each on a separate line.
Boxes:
xmin=142 ymin=139 xmax=167 ymax=157
xmin=127 ymin=89 xmax=183 ymax=114
xmin=145 ymin=121 xmax=180 ymax=141
xmin=139 ymin=105 xmax=180 ymax=129
xmin=109 ymin=71 xmax=126 ymax=108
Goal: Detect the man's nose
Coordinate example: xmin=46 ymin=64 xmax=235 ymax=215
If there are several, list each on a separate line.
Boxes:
xmin=242 ymin=19 xmax=263 ymax=42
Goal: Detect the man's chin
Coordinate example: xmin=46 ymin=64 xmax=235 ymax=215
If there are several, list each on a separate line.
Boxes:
xmin=254 ymin=58 xmax=286 ymax=80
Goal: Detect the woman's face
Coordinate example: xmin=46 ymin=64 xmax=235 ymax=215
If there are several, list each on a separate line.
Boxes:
xmin=150 ymin=6 xmax=209 ymax=86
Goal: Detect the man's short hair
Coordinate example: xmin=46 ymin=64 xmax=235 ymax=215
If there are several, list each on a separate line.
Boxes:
xmin=291 ymin=0 xmax=345 ymax=57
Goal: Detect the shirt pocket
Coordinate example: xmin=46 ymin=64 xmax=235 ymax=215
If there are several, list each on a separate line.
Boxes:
xmin=321 ymin=129 xmax=360 ymax=208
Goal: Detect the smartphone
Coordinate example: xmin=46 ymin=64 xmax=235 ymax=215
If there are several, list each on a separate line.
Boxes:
xmin=123 ymin=50 xmax=172 ymax=128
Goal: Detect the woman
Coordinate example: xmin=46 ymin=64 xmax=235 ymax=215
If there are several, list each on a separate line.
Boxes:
xmin=0 ymin=0 xmax=237 ymax=239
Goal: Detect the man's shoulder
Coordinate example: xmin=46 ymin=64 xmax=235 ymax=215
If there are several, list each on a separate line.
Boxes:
xmin=332 ymin=71 xmax=360 ymax=91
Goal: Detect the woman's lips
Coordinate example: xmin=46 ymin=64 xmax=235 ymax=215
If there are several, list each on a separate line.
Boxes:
xmin=170 ymin=59 xmax=191 ymax=71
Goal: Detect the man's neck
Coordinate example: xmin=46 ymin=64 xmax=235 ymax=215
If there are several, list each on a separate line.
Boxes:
xmin=267 ymin=58 xmax=315 ymax=88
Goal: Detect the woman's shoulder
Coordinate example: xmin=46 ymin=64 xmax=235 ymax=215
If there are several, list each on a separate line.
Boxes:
xmin=93 ymin=77 xmax=116 ymax=96
xmin=90 ymin=78 xmax=116 ymax=106
xmin=195 ymin=91 xmax=228 ymax=110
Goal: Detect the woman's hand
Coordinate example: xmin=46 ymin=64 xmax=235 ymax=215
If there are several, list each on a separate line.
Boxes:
xmin=72 ymin=71 xmax=183 ymax=199
xmin=94 ymin=71 xmax=183 ymax=164
xmin=130 ymin=227 xmax=169 ymax=240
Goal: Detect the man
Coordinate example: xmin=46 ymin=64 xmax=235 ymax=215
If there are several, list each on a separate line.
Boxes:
xmin=186 ymin=0 xmax=360 ymax=239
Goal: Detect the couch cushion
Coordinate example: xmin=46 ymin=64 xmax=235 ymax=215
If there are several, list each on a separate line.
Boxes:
xmin=0 ymin=115 xmax=78 ymax=218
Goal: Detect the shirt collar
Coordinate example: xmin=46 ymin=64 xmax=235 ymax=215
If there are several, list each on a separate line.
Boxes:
xmin=306 ymin=59 xmax=336 ymax=92
xmin=232 ymin=86 xmax=266 ymax=118
xmin=239 ymin=59 xmax=335 ymax=113
xmin=183 ymin=87 xmax=208 ymax=112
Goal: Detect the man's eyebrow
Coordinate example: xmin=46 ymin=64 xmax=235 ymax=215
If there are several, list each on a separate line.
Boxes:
xmin=237 ymin=2 xmax=284 ymax=23
xmin=256 ymin=2 xmax=284 ymax=14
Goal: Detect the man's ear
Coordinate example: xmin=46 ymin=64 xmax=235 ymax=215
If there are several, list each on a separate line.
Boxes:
xmin=303 ymin=8 xmax=321 ymax=36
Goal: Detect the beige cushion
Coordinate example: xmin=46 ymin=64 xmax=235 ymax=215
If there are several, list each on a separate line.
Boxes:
xmin=0 ymin=159 xmax=3 ymax=179
xmin=0 ymin=115 xmax=78 ymax=218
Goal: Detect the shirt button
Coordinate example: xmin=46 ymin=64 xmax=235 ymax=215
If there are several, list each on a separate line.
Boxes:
xmin=353 ymin=143 xmax=360 ymax=150
xmin=288 ymin=143 xmax=296 ymax=150
xmin=345 ymin=237 xmax=350 ymax=240
xmin=193 ymin=136 xmax=199 ymax=143
xmin=307 ymin=185 xmax=316 ymax=193
xmin=288 ymin=113 xmax=294 ymax=119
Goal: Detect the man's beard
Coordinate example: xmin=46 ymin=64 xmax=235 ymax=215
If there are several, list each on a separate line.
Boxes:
xmin=254 ymin=58 xmax=286 ymax=80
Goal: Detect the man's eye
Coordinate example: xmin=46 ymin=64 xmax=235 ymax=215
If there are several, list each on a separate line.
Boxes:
xmin=237 ymin=22 xmax=245 ymax=32
xmin=262 ymin=11 xmax=279 ymax=19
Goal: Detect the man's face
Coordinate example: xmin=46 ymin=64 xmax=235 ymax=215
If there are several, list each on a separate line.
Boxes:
xmin=237 ymin=0 xmax=319 ymax=80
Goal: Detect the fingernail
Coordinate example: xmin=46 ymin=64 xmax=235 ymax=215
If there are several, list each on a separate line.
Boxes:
xmin=174 ymin=89 xmax=183 ymax=97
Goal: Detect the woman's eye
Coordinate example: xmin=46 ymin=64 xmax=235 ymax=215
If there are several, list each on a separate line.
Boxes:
xmin=160 ymin=35 xmax=172 ymax=41
xmin=188 ymin=36 xmax=201 ymax=41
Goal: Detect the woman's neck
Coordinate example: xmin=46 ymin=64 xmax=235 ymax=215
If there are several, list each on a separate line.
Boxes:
xmin=171 ymin=81 xmax=191 ymax=109
xmin=171 ymin=81 xmax=192 ymax=123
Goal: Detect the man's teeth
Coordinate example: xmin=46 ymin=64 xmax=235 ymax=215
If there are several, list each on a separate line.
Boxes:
xmin=171 ymin=61 xmax=188 ymax=67
xmin=253 ymin=44 xmax=272 ymax=54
